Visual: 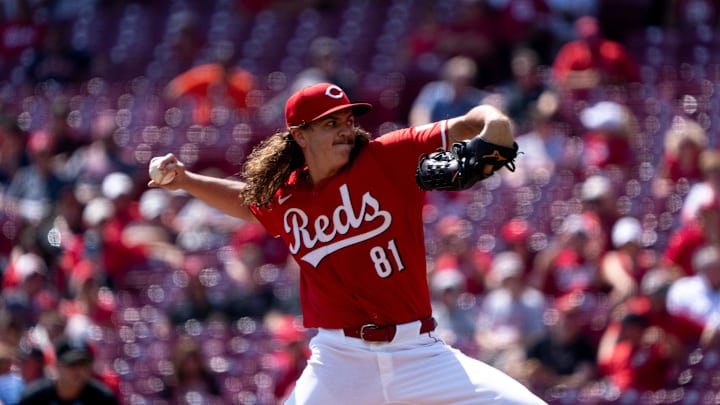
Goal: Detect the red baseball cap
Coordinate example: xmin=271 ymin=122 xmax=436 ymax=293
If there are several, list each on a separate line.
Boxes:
xmin=500 ymin=218 xmax=531 ymax=244
xmin=285 ymin=82 xmax=372 ymax=128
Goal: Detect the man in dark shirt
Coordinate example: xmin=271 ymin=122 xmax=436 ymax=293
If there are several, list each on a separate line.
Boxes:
xmin=19 ymin=336 xmax=119 ymax=405
xmin=523 ymin=293 xmax=597 ymax=392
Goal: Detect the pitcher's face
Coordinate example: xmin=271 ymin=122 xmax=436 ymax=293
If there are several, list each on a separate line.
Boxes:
xmin=292 ymin=109 xmax=357 ymax=182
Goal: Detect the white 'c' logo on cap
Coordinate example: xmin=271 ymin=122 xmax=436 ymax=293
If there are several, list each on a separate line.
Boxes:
xmin=325 ymin=85 xmax=344 ymax=99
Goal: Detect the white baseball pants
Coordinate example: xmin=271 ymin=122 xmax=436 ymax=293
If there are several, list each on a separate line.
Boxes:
xmin=284 ymin=319 xmax=548 ymax=405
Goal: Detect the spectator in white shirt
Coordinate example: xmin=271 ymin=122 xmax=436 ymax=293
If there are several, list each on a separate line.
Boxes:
xmin=476 ymin=251 xmax=547 ymax=376
xmin=666 ymin=244 xmax=720 ymax=346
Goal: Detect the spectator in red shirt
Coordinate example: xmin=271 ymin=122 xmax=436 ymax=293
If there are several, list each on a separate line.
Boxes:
xmin=267 ymin=314 xmax=310 ymax=403
xmin=531 ymin=214 xmax=604 ymax=299
xmin=628 ymin=269 xmax=704 ymax=347
xmin=399 ymin=8 xmax=445 ymax=72
xmin=662 ymin=181 xmax=719 ymax=277
xmin=94 ymin=173 xmax=149 ymax=285
xmin=89 ymin=172 xmax=182 ymax=286
xmin=60 ymin=274 xmax=116 ymax=331
xmin=593 ymin=270 xmax=702 ymax=396
xmin=578 ymin=101 xmax=637 ymax=179
xmin=658 ymin=150 xmax=720 ymax=279
xmin=653 ymin=116 xmax=708 ymax=199
xmin=499 ymin=217 xmax=536 ymax=280
xmin=431 ymin=215 xmax=492 ymax=295
xmin=666 ymin=244 xmax=720 ymax=346
xmin=551 ymin=16 xmax=639 ymax=96
xmin=597 ymin=312 xmax=678 ymax=393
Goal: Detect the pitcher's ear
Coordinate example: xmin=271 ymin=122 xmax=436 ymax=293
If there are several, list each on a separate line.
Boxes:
xmin=290 ymin=129 xmax=308 ymax=148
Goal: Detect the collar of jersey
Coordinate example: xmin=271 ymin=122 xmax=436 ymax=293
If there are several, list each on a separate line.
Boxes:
xmin=287 ymin=167 xmax=345 ymax=191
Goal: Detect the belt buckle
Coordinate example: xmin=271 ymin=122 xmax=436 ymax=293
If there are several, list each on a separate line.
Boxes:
xmin=360 ymin=323 xmax=380 ymax=341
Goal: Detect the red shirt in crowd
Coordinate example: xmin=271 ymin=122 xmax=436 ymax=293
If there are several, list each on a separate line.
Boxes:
xmin=662 ymin=222 xmax=706 ymax=277
xmin=552 ymin=37 xmax=640 ymax=87
xmin=598 ymin=326 xmax=674 ymax=393
xmin=625 ymin=296 xmax=704 ymax=345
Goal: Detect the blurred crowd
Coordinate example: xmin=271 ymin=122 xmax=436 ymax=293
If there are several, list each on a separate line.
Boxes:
xmin=1 ymin=0 xmax=720 ymax=404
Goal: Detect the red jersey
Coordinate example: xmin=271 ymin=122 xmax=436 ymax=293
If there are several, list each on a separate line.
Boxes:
xmin=250 ymin=121 xmax=449 ymax=329
xmin=625 ymin=296 xmax=704 ymax=345
xmin=582 ymin=131 xmax=633 ymax=171
xmin=662 ymin=222 xmax=706 ymax=276
xmin=598 ymin=323 xmax=674 ymax=392
xmin=664 ymin=152 xmax=703 ymax=184
xmin=552 ymin=39 xmax=640 ymax=86
xmin=540 ymin=248 xmax=598 ymax=298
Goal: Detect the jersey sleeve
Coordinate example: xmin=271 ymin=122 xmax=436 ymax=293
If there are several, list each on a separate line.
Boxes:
xmin=249 ymin=204 xmax=282 ymax=238
xmin=368 ymin=120 xmax=450 ymax=193
xmin=373 ymin=120 xmax=449 ymax=170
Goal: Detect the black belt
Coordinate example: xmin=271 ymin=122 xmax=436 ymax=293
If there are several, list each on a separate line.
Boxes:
xmin=343 ymin=317 xmax=437 ymax=342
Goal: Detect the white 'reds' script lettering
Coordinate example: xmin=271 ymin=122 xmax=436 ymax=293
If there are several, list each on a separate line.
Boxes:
xmin=283 ymin=184 xmax=392 ymax=266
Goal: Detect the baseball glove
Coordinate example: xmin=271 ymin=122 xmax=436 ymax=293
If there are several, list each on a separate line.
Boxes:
xmin=415 ymin=136 xmax=519 ymax=191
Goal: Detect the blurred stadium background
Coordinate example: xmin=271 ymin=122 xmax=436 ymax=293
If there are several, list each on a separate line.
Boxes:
xmin=2 ymin=0 xmax=720 ymax=404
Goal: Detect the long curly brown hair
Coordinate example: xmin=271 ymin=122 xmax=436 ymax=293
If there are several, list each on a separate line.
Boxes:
xmin=240 ymin=127 xmax=372 ymax=207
